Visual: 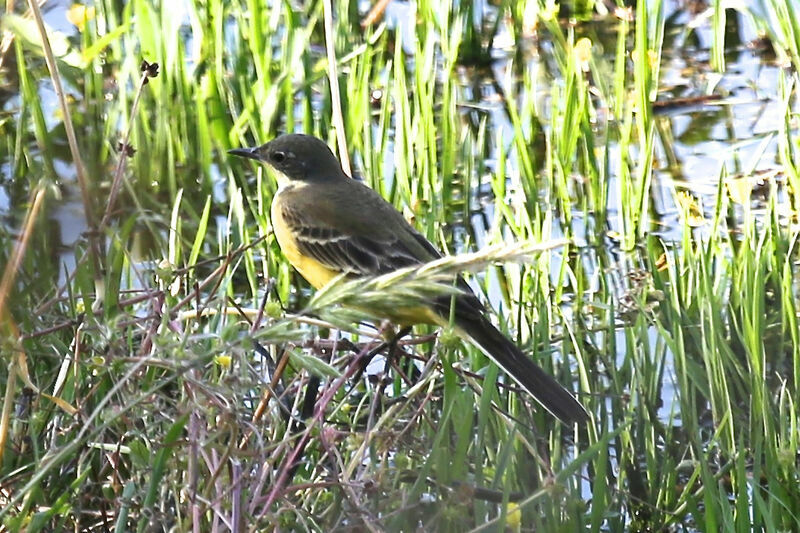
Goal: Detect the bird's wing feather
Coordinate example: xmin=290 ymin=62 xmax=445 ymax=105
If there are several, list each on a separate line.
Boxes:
xmin=280 ymin=202 xmax=424 ymax=276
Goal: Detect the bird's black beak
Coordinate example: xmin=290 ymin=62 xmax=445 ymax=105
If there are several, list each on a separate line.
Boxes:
xmin=228 ymin=146 xmax=261 ymax=161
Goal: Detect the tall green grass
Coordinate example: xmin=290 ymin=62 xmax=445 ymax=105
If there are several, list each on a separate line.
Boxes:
xmin=0 ymin=0 xmax=798 ymax=530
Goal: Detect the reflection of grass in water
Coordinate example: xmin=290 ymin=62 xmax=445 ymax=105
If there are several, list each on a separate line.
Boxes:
xmin=1 ymin=0 xmax=799 ymax=530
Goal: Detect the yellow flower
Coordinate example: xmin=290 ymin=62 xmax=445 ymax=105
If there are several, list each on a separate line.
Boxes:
xmin=215 ymin=354 xmax=232 ymax=369
xmin=66 ymin=4 xmax=96 ymax=32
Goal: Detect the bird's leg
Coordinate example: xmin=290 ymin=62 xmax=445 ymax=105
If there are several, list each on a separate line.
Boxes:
xmin=285 ymin=374 xmax=321 ymax=481
xmin=361 ymin=325 xmax=414 ymax=451
xmin=381 ymin=325 xmax=413 ymax=383
xmin=349 ymin=325 xmax=413 ymax=388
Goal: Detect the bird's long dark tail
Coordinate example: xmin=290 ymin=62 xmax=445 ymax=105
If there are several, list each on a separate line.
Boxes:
xmin=455 ymin=313 xmax=589 ymax=424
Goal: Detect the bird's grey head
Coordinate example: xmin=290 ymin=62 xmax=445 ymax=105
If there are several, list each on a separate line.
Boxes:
xmin=228 ymin=133 xmax=345 ymax=183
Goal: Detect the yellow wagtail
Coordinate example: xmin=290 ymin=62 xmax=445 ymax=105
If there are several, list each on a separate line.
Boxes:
xmin=229 ymin=134 xmax=589 ymax=424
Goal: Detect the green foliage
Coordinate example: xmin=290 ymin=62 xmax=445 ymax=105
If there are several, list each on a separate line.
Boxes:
xmin=0 ymin=0 xmax=799 ymax=531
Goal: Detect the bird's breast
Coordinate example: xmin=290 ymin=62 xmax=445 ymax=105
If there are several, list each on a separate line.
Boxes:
xmin=271 ymin=188 xmax=340 ymax=289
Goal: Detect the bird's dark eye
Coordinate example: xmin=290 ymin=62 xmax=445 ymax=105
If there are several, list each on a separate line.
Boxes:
xmin=271 ymin=151 xmax=287 ymax=163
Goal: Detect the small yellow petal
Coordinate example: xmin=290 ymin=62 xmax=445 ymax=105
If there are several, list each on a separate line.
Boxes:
xmin=215 ymin=355 xmax=232 ymax=369
xmin=66 ymin=4 xmax=96 ymax=32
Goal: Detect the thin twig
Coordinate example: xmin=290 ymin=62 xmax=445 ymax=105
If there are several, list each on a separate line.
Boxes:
xmin=259 ymin=342 xmax=372 ymax=511
xmin=0 ymin=187 xmax=45 ymax=317
xmin=238 ymin=349 xmax=291 ymax=448
xmin=99 ymin=62 xmax=158 ymax=229
xmin=361 ymin=0 xmax=391 ymax=27
xmin=26 ymin=0 xmax=100 ymax=273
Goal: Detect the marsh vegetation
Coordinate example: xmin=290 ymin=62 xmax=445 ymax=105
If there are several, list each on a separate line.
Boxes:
xmin=0 ymin=0 xmax=799 ymax=530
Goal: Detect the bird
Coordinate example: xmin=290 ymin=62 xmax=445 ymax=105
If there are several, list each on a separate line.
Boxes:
xmin=229 ymin=133 xmax=589 ymax=424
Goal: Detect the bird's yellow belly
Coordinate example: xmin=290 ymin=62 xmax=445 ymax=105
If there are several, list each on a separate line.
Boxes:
xmin=271 ymin=194 xmax=340 ymax=289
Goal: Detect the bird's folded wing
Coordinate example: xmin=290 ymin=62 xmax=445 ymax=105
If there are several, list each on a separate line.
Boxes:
xmin=280 ymin=203 xmax=423 ymax=276
xmin=279 ymin=200 xmax=485 ymax=320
